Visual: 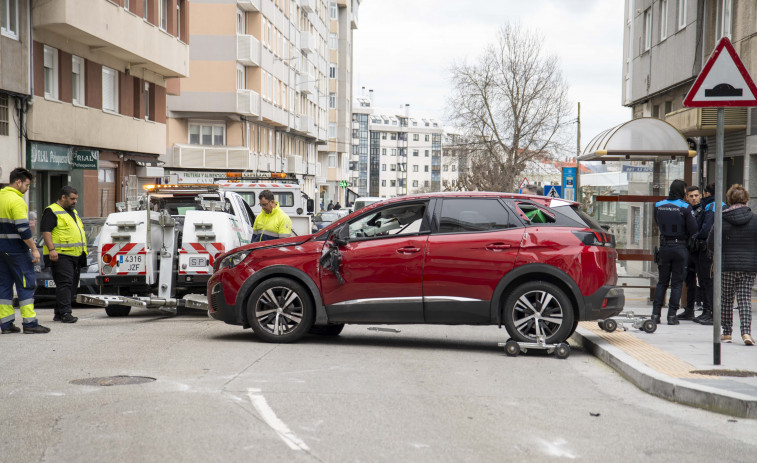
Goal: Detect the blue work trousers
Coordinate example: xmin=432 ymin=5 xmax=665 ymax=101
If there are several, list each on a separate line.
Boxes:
xmin=0 ymin=251 xmax=38 ymax=328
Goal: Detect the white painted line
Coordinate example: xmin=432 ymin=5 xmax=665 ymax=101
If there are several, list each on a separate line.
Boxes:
xmin=247 ymin=388 xmax=310 ymax=451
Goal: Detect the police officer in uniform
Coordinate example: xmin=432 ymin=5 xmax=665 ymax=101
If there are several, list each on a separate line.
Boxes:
xmin=0 ymin=168 xmax=50 ymax=334
xmin=41 ymin=186 xmax=87 ymax=324
xmin=692 ymin=183 xmax=724 ymax=325
xmin=652 ymin=179 xmax=698 ymax=325
xmin=252 ymin=190 xmax=292 ymax=242
xmin=677 ymin=185 xmax=703 ymax=320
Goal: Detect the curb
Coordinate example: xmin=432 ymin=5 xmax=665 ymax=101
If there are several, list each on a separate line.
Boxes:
xmin=572 ymin=326 xmax=757 ymax=419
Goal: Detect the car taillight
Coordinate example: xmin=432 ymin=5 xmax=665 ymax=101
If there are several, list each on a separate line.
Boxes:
xmin=571 ymin=230 xmax=615 ymax=248
xmin=102 ymin=254 xmax=112 ymax=264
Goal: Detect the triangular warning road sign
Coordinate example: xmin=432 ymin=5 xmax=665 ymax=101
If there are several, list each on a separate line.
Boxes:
xmin=684 ymin=37 xmax=757 ymax=107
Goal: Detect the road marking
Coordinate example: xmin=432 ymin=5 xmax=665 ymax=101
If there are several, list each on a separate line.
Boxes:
xmin=247 ymin=388 xmax=310 ymax=451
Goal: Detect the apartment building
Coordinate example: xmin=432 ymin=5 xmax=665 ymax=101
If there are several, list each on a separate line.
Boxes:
xmin=351 ymin=91 xmax=452 ymax=199
xmin=166 ymin=0 xmax=359 ymax=209
xmin=622 ymin=0 xmax=757 ymax=196
xmin=18 ymin=0 xmax=189 ymax=224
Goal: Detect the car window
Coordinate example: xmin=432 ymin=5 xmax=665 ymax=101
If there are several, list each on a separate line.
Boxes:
xmin=348 ymin=202 xmax=426 ymax=239
xmin=515 ymin=202 xmax=556 ymax=224
xmin=273 ymin=192 xmax=294 ymax=208
xmin=439 ymin=199 xmax=515 ymax=233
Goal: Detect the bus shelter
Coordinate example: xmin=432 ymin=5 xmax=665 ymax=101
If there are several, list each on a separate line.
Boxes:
xmin=578 ymin=118 xmax=697 ymax=298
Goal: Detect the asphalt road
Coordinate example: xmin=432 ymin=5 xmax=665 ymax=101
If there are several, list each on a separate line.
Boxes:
xmin=1 ymin=307 xmax=755 ymax=462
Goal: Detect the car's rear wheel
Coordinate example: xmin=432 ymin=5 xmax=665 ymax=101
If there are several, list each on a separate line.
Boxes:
xmin=105 ymin=304 xmax=131 ymax=317
xmin=246 ymin=278 xmax=314 ymax=343
xmin=503 ymin=281 xmax=575 ymax=344
xmin=309 ymin=324 xmax=345 ymax=336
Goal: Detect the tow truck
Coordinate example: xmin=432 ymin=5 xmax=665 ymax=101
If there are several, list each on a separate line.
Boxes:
xmin=76 ymin=184 xmax=255 ymax=316
xmin=214 ymin=173 xmax=314 ymax=236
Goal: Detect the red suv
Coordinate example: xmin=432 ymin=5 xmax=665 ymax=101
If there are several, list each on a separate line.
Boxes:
xmin=208 ymin=193 xmax=624 ymax=344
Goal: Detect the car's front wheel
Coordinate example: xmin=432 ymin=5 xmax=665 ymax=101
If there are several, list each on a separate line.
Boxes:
xmin=246 ymin=278 xmax=314 ymax=343
xmin=502 ymin=281 xmax=575 ymax=344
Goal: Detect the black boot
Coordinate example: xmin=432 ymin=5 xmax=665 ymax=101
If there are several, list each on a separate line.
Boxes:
xmin=651 ymin=314 xmax=661 ymax=324
xmin=676 ymin=309 xmax=695 ymax=321
xmin=694 ymin=311 xmax=713 ymax=325
xmin=667 ymin=314 xmax=680 ymax=325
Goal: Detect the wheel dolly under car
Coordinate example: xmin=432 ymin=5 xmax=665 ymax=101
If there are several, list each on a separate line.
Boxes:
xmin=597 ymin=311 xmax=657 ymax=333
xmin=498 ymin=319 xmax=571 ymax=359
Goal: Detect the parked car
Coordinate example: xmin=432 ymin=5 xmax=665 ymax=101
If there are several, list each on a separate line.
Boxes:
xmin=34 ymin=217 xmax=106 ymax=301
xmin=311 ymin=210 xmax=350 ymax=232
xmin=352 ymin=196 xmax=382 ymax=212
xmin=208 ymin=192 xmax=624 ymax=344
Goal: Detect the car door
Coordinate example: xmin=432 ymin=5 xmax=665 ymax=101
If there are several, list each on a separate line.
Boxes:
xmin=320 ymin=200 xmax=431 ymax=323
xmin=423 ymin=198 xmax=523 ymax=324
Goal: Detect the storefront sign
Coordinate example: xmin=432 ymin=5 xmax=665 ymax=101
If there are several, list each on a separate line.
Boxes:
xmin=72 ymin=150 xmax=99 ymax=169
xmin=167 ymin=170 xmax=231 ymax=184
xmin=27 ymin=142 xmax=73 ymax=171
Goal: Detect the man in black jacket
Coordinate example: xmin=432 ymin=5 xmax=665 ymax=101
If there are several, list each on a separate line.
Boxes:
xmin=693 ymin=183 xmax=723 ymax=325
xmin=652 ymin=180 xmax=699 ymax=325
xmin=678 ymin=185 xmax=703 ymax=320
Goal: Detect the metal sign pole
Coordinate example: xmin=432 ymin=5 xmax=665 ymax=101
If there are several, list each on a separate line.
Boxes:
xmin=713 ymin=107 xmax=724 ymax=365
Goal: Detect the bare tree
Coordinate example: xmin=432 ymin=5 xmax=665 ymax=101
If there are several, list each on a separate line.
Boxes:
xmin=448 ymin=24 xmax=572 ymax=192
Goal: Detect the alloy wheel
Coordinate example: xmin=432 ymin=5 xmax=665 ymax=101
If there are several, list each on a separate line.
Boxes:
xmin=511 ymin=289 xmax=565 ymax=340
xmin=254 ymin=286 xmax=304 ymax=335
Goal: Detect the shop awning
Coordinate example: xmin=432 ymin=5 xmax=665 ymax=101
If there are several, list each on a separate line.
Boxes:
xmin=125 ymin=152 xmax=163 ymax=165
xmin=579 ymin=117 xmax=696 ymax=162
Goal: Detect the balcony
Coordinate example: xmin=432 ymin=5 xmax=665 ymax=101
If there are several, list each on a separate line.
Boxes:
xmin=301 ymin=0 xmax=316 ymax=14
xmin=300 ymin=31 xmax=314 ymax=55
xmin=237 ymin=35 xmax=261 ymax=67
xmin=297 ymin=72 xmax=316 ymax=95
xmin=665 ymin=107 xmax=747 ymax=136
xmin=237 ymin=0 xmax=261 ymax=12
xmin=299 ymin=115 xmax=316 ymax=136
xmin=173 ymin=145 xmax=251 ymax=169
xmin=33 ymin=0 xmax=188 ymax=78
xmin=287 ymin=155 xmax=305 ymax=174
xmin=236 ymin=89 xmax=261 ymax=117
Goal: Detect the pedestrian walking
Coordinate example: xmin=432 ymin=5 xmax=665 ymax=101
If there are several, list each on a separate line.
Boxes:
xmin=693 ymin=183 xmax=723 ymax=325
xmin=0 ymin=168 xmax=50 ymax=334
xmin=707 ymin=184 xmax=757 ymax=346
xmin=41 ymin=186 xmax=87 ymax=324
xmin=678 ymin=185 xmax=703 ymax=320
xmin=327 ymin=200 xmax=334 ymax=211
xmin=652 ymin=179 xmax=698 ymax=325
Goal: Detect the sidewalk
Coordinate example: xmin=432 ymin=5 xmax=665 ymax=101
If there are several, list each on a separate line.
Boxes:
xmin=571 ymin=287 xmax=757 ymax=419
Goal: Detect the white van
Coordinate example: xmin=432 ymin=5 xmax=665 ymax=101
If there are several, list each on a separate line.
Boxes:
xmin=352 ymin=197 xmax=383 ymax=212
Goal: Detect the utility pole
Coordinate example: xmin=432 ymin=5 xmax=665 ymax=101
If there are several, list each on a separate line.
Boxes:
xmin=576 ymin=102 xmax=581 ymax=205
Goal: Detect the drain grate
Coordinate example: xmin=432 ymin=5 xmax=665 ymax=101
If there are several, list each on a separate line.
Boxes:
xmin=691 ymin=369 xmax=757 ymax=378
xmin=70 ymin=376 xmax=156 ymax=386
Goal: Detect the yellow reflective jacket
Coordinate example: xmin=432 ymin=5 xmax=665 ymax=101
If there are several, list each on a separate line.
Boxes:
xmin=43 ymin=203 xmax=87 ymax=257
xmin=0 ymin=186 xmax=33 ymax=252
xmin=252 ymin=204 xmax=292 ymax=242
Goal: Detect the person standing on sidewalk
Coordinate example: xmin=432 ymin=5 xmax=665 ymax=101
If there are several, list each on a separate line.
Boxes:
xmin=693 ymin=183 xmax=723 ymax=325
xmin=707 ymin=184 xmax=757 ymax=346
xmin=0 ymin=168 xmax=50 ymax=334
xmin=41 ymin=186 xmax=87 ymax=324
xmin=678 ymin=185 xmax=703 ymax=321
xmin=652 ymin=179 xmax=698 ymax=325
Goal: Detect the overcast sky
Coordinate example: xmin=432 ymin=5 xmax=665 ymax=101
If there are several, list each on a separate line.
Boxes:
xmin=352 ymin=0 xmax=631 ymax=156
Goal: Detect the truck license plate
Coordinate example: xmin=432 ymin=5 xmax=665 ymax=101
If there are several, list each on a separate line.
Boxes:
xmin=189 ymin=256 xmax=207 ymax=267
xmin=118 ymin=254 xmax=145 ymax=273
xmin=45 ymin=280 xmax=56 ymax=288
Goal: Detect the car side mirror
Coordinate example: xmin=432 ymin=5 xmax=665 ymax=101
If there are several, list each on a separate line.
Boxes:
xmin=307 ymin=199 xmax=315 ymax=213
xmin=332 ymin=224 xmax=350 ymax=246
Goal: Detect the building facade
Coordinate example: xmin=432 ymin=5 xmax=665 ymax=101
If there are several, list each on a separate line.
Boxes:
xmin=351 ymin=91 xmax=454 ymax=199
xmin=2 ymin=0 xmax=189 ymax=228
xmin=622 ymin=0 xmax=757 ymax=199
xmin=166 ymin=0 xmax=358 ymax=210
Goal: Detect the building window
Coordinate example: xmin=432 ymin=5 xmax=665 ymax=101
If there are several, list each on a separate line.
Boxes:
xmin=329 ymin=33 xmax=338 ymax=49
xmin=237 ymin=64 xmax=245 ymax=89
xmin=716 ymin=0 xmax=732 ymax=39
xmin=102 ymin=66 xmax=118 ymax=112
xmin=413 ymin=133 xmax=419 ymax=141
xmin=391 ymin=149 xmax=397 ymax=156
xmin=159 ymin=0 xmax=168 ymax=31
xmin=424 ymin=180 xmax=430 ymax=187
xmin=381 ymin=148 xmax=386 ymax=155
xmin=189 ymin=122 xmax=225 ymax=145
xmin=44 ymin=46 xmax=59 ymax=100
xmin=652 ymin=105 xmax=660 ymax=118
xmin=381 ymin=132 xmax=387 ymax=140
xmin=329 ymin=2 xmax=337 ymax=19
xmin=329 ymin=122 xmax=336 ymax=138
xmin=425 ymin=150 xmax=429 ymax=157
xmin=390 ymin=164 xmax=396 ymax=171
xmin=643 ymin=8 xmax=651 ymax=50
xmin=425 ymin=134 xmax=429 ymax=141
xmin=413 ymin=165 xmax=418 ymax=172
xmin=412 ymin=180 xmax=418 ymax=187
xmin=143 ymin=0 xmax=148 ymax=20
xmin=1 ymin=0 xmax=18 ymax=38
xmin=237 ymin=9 xmax=244 ymax=34
xmin=381 ymin=164 xmax=386 ymax=171
xmin=425 ymin=165 xmax=429 ymax=172
xmin=124 ymin=0 xmax=130 ymax=10
xmin=72 ymin=56 xmax=85 ymax=106
xmin=390 ymin=180 xmax=396 ymax=187
xmin=677 ymin=0 xmax=686 ymax=30
xmin=443 ymin=165 xmax=449 ymax=172
xmin=0 ymin=93 xmax=8 ymax=136
xmin=664 ymin=101 xmax=672 ymax=115
xmin=452 ymin=165 xmax=456 ymax=172
xmin=660 ymin=0 xmax=668 ymax=40
xmin=381 ymin=180 xmax=386 ymax=187
xmin=413 ymin=150 xmax=419 ymax=157
xmin=328 ymin=153 xmax=337 ymax=168
xmin=145 ymin=81 xmax=151 ymax=120
xmin=329 ymin=92 xmax=336 ymax=108
xmin=329 ymin=63 xmax=336 ymax=79
xmin=390 ymin=133 xmax=397 ymax=140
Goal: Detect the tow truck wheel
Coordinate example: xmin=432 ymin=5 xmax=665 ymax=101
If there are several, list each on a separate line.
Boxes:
xmin=642 ymin=319 xmax=657 ymax=333
xmin=309 ymin=324 xmax=345 ymax=336
xmin=555 ymin=343 xmax=571 ymax=359
xmin=504 ymin=339 xmax=520 ymax=357
xmin=105 ymin=305 xmax=131 ymax=317
xmin=603 ymin=319 xmax=618 ymax=332
xmin=247 ymin=277 xmax=314 ymax=343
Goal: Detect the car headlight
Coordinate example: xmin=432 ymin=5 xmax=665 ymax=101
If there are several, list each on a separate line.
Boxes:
xmin=216 ymin=250 xmax=252 ymax=271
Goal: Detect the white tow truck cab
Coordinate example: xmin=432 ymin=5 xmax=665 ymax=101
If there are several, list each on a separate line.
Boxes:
xmin=76 ymin=184 xmax=254 ymax=316
xmin=214 ymin=173 xmax=314 ymax=236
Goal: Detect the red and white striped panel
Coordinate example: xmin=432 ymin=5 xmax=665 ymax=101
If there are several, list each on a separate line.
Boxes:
xmin=101 ymin=242 xmax=147 ymax=275
xmin=179 ymin=242 xmax=226 ymax=275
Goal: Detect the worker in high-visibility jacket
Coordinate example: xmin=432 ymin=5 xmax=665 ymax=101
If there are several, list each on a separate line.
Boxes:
xmin=41 ymin=185 xmax=87 ymax=324
xmin=251 ymin=189 xmax=292 ymax=242
xmin=0 ymin=167 xmax=50 ymax=334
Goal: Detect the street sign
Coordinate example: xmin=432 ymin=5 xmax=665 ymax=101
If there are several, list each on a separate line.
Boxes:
xmin=544 ymin=185 xmax=561 ymax=198
xmin=683 ymin=37 xmax=757 ymax=107
xmin=561 ymin=167 xmax=576 ymax=201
